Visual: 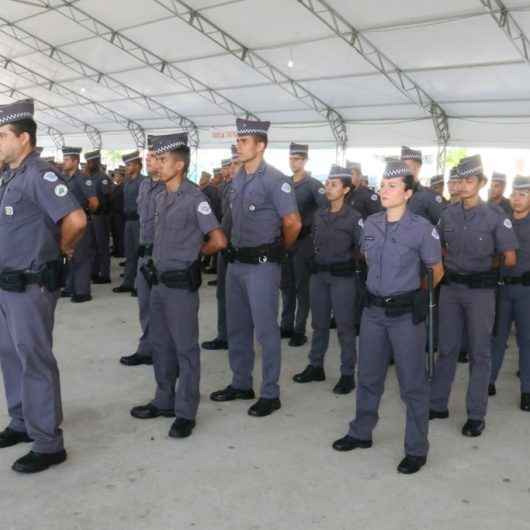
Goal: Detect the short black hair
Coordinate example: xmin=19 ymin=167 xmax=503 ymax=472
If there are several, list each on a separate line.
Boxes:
xmin=169 ymin=146 xmax=191 ymax=175
xmin=9 ymin=119 xmax=37 ymax=147
xmin=403 ymin=173 xmax=415 ymax=191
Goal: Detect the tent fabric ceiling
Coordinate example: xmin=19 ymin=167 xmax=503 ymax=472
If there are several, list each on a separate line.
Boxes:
xmin=1 ymin=0 xmax=530 ymax=150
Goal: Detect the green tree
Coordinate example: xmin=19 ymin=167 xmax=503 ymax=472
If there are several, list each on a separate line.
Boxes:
xmin=446 ymin=147 xmax=468 ymax=169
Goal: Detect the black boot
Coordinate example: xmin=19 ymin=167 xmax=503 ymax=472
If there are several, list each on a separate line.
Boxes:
xmin=280 ymin=327 xmax=293 ymax=339
xmin=71 ymin=294 xmax=92 ymax=303
xmin=130 ymin=403 xmax=175 ymax=419
xmin=333 ymin=375 xmax=355 ymax=395
xmin=113 ymin=285 xmax=134 ymax=293
xmin=521 ymin=393 xmax=530 ymax=412
xmin=429 ymin=409 xmax=449 ymax=420
xmin=397 ymin=455 xmax=427 ymax=475
xmin=169 ymin=418 xmax=196 ymax=438
xmin=12 ymin=450 xmax=67 ymax=474
xmin=120 ymin=353 xmax=153 ymax=366
xmin=210 ymin=385 xmax=255 ymax=402
xmin=462 ymin=419 xmax=485 ymax=437
xmin=488 ymin=383 xmax=496 ymax=396
xmin=293 ymin=365 xmax=325 ymax=383
xmin=0 ymin=427 xmax=32 ymax=449
xmin=458 ymin=351 xmax=469 ymax=363
xmin=332 ymin=435 xmax=372 ymax=452
xmin=288 ymin=333 xmax=308 ymax=347
xmin=201 ymin=338 xmax=228 ymax=350
xmin=248 ymin=398 xmax=281 ymax=417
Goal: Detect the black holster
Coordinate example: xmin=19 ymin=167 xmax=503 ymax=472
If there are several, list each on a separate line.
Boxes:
xmin=0 ymin=270 xmax=27 ymax=293
xmin=159 ymin=261 xmax=202 ymax=292
xmin=523 ymin=271 xmax=530 ymax=286
xmin=412 ymin=289 xmax=428 ymax=325
xmin=140 ymin=259 xmax=158 ymax=289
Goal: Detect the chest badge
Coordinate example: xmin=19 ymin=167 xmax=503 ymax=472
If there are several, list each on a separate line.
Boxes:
xmin=248 ymin=204 xmax=256 ymax=212
xmin=4 ymin=206 xmax=14 ymax=216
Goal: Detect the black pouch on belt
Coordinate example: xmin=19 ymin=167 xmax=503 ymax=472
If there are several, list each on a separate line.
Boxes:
xmin=330 ymin=262 xmax=355 ymax=278
xmin=523 ymin=271 xmax=530 ymax=286
xmin=0 ymin=270 xmax=27 ymax=292
xmin=140 ymin=259 xmax=158 ymax=288
xmin=412 ymin=289 xmax=428 ymax=325
xmin=41 ymin=258 xmax=67 ymax=291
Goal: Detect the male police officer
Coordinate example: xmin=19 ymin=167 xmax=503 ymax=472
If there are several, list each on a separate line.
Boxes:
xmin=401 ymin=146 xmax=444 ymax=225
xmin=130 ymin=133 xmax=226 ymax=438
xmin=346 ymin=161 xmax=382 ymax=220
xmin=333 ymin=159 xmax=444 ymax=475
xmin=86 ymin=150 xmax=112 ymax=284
xmin=488 ymin=172 xmax=513 ymax=216
xmin=448 ymin=167 xmax=463 ymax=205
xmin=489 ymin=175 xmax=530 ymax=410
xmin=430 ymin=174 xmax=447 ymax=204
xmin=61 ymin=146 xmax=99 ymax=303
xmin=429 ymin=155 xmax=518 ymax=437
xmin=120 ymin=137 xmax=164 ymax=366
xmin=210 ymin=119 xmax=301 ymax=417
xmin=280 ymin=142 xmax=327 ymax=347
xmin=0 ymin=99 xmax=87 ymax=473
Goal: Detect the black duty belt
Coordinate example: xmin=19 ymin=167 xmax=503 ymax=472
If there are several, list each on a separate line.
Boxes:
xmin=0 ymin=259 xmax=67 ymax=293
xmin=366 ymin=290 xmax=417 ymax=310
xmin=310 ymin=260 xmax=356 ymax=277
xmin=503 ymin=271 xmax=530 ymax=286
xmin=158 ymin=260 xmax=202 ymax=292
xmin=445 ymin=270 xmax=498 ymax=289
xmin=138 ymin=244 xmax=153 ymax=258
xmin=124 ymin=212 xmax=139 ymax=221
xmin=224 ymin=244 xmax=285 ymax=265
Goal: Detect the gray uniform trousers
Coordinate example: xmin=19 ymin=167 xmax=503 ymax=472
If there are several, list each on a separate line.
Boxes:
xmin=308 ymin=272 xmax=356 ymax=375
xmin=227 ymin=261 xmax=282 ymax=399
xmin=490 ymin=284 xmax=530 ymax=392
xmin=150 ymin=284 xmax=199 ymax=420
xmin=92 ymin=214 xmax=111 ymax=279
xmin=280 ymin=249 xmax=311 ymax=334
xmin=123 ymin=220 xmax=140 ymax=288
xmin=0 ymin=286 xmax=63 ymax=453
xmin=430 ymin=284 xmax=495 ymax=420
xmin=349 ymin=306 xmax=429 ymax=457
xmin=135 ymin=256 xmax=152 ymax=357
xmin=216 ymin=252 xmax=228 ymax=342
xmin=67 ymin=220 xmax=94 ymax=296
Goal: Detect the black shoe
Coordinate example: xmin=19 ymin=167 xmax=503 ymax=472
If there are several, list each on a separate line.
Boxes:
xmin=201 ymin=338 xmax=228 ymax=350
xmin=119 ymin=261 xmax=126 ymax=267
xmin=169 ymin=418 xmax=196 ymax=438
xmin=488 ymin=383 xmax=497 ymax=396
xmin=120 ymin=353 xmax=153 ymax=366
xmin=517 ymin=370 xmax=520 ymax=378
xmin=333 ymin=375 xmax=355 ymax=395
xmin=130 ymin=403 xmax=175 ymax=419
xmin=60 ymin=290 xmax=72 ymax=298
xmin=458 ymin=351 xmax=469 ymax=363
xmin=12 ymin=450 xmax=67 ymax=474
xmin=71 ymin=294 xmax=92 ymax=303
xmin=397 ymin=455 xmax=427 ymax=475
xmin=280 ymin=327 xmax=293 ymax=339
xmin=521 ymin=393 xmax=530 ymax=412
xmin=429 ymin=409 xmax=449 ymax=420
xmin=248 ymin=398 xmax=281 ymax=417
xmin=293 ymin=365 xmax=326 ymax=383
xmin=389 ymin=356 xmax=395 ymax=366
xmin=207 ymin=280 xmax=218 ymax=286
xmin=329 ymin=317 xmax=337 ymax=329
xmin=91 ymin=275 xmax=99 ymax=282
xmin=113 ymin=285 xmax=134 ymax=293
xmin=288 ymin=333 xmax=307 ymax=347
xmin=462 ymin=419 xmax=485 ymax=437
xmin=210 ymin=385 xmax=256 ymax=402
xmin=0 ymin=427 xmax=32 ymax=448
xmin=332 ymin=435 xmax=372 ymax=452
xmin=130 ymin=289 xmax=138 ymax=297
xmin=92 ymin=277 xmax=111 ymax=284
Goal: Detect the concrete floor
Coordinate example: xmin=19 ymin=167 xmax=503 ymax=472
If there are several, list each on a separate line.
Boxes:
xmin=1 ymin=261 xmax=529 ymax=530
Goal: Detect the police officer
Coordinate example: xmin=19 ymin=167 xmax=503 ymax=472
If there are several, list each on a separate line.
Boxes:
xmin=130 ymin=133 xmax=226 ymax=438
xmin=86 ymin=150 xmax=112 ymax=284
xmin=210 ymin=119 xmax=301 ymax=417
xmin=114 ymin=151 xmax=143 ymax=294
xmin=488 ymin=172 xmax=513 ymax=215
xmin=430 ymin=174 xmax=448 ymax=205
xmin=346 ymin=161 xmax=382 ymax=220
xmin=0 ymin=99 xmax=87 ymax=472
xmin=280 ymin=142 xmax=328 ymax=347
xmin=121 ymin=137 xmax=164 ymax=366
xmin=448 ymin=167 xmax=462 ymax=205
xmin=109 ymin=170 xmax=125 ymax=258
xmin=293 ymin=165 xmax=362 ymax=394
xmin=401 ymin=147 xmax=444 ymax=225
xmin=429 ymin=155 xmax=518 ymax=437
xmin=61 ymin=146 xmax=99 ymax=303
xmin=202 ymin=148 xmax=241 ymax=351
xmin=489 ymin=175 xmax=530 ymax=410
xmin=333 ymin=160 xmax=444 ymax=475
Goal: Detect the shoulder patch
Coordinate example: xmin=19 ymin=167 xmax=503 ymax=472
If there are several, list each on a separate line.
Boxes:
xmin=43 ymin=172 xmax=58 ymax=183
xmin=54 ymin=184 xmax=69 ymax=198
xmin=358 ymin=218 xmax=364 ymax=228
xmin=504 ymin=218 xmax=513 ymax=229
xmin=102 ymin=179 xmax=109 ymax=185
xmin=281 ymin=182 xmax=292 ymax=194
xmin=85 ymin=179 xmax=92 ymax=186
xmin=371 ymin=194 xmax=378 ymax=201
xmin=435 ymin=195 xmax=443 ymax=204
xmin=432 ymin=228 xmax=440 ymax=240
xmin=197 ymin=201 xmax=212 ymax=215
xmin=318 ymin=187 xmax=326 ymax=194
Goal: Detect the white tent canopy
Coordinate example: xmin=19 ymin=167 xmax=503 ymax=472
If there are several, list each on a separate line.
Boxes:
xmin=1 ymin=0 xmax=530 ymax=154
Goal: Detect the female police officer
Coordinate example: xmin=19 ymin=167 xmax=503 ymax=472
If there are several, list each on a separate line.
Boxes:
xmin=333 ymin=159 xmax=444 ymax=475
xmin=292 ymin=165 xmax=362 ymax=394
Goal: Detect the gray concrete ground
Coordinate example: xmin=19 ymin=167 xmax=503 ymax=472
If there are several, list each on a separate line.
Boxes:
xmin=1 ymin=261 xmax=529 ymax=530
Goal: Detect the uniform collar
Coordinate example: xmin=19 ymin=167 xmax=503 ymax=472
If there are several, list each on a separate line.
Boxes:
xmin=293 ymin=172 xmax=309 ymax=187
xmin=373 ymin=208 xmax=412 ymax=230
xmin=241 ymin=160 xmax=266 ymax=180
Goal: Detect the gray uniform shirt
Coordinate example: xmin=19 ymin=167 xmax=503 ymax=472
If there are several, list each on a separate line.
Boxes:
xmin=440 ymin=201 xmax=518 ymax=273
xmin=63 ymin=169 xmax=96 ymax=209
xmin=489 ymin=197 xmax=513 ymax=216
xmin=293 ymin=173 xmax=328 ymax=229
xmin=348 ymin=185 xmax=382 ymax=220
xmin=0 ymin=151 xmax=79 ymax=271
xmin=230 ymin=161 xmax=298 ymax=247
xmin=123 ymin=175 xmax=143 ymax=215
xmin=313 ymin=203 xmax=363 ymax=265
xmin=363 ymin=209 xmax=442 ymax=297
xmin=153 ymin=180 xmax=220 ymax=272
xmin=138 ymin=178 xmax=164 ymax=245
xmin=409 ymin=184 xmax=444 ymax=225
xmin=504 ymin=213 xmax=530 ymax=277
